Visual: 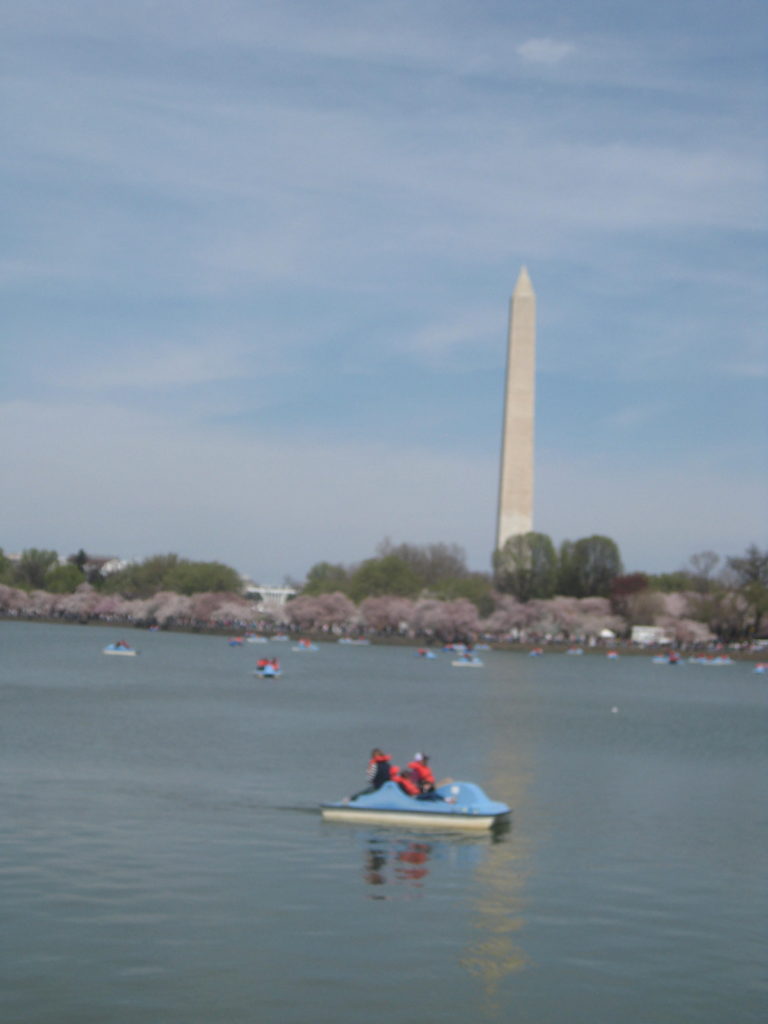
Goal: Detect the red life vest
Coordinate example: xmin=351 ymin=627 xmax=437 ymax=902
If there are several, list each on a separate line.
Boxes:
xmin=390 ymin=766 xmax=420 ymax=796
xmin=408 ymin=760 xmax=435 ymax=790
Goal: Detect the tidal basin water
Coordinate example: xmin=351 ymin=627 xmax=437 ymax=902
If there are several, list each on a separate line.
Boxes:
xmin=1 ymin=622 xmax=766 ymax=1023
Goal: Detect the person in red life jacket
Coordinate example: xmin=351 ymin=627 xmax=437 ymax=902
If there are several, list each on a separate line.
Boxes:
xmin=407 ymin=753 xmax=456 ymax=801
xmin=408 ymin=753 xmax=436 ymax=794
xmin=348 ymin=748 xmax=393 ymax=801
xmin=389 ymin=765 xmax=420 ymax=797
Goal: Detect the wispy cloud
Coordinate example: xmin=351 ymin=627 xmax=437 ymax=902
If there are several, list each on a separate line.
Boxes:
xmin=517 ymin=38 xmax=575 ymax=65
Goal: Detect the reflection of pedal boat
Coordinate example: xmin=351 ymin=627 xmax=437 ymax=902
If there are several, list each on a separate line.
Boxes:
xmin=451 ymin=657 xmax=484 ymax=668
xmin=103 ymin=644 xmax=137 ymax=656
xmin=321 ymin=781 xmax=510 ymax=830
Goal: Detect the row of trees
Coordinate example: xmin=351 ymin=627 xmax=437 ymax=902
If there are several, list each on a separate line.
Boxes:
xmin=2 ymin=538 xmax=766 ymax=643
xmin=303 ymin=533 xmax=625 ymax=606
xmin=0 ymin=549 xmax=242 ymax=598
xmin=302 ymin=540 xmax=494 ymax=612
xmin=493 ymin=533 xmax=623 ymax=600
xmin=0 ymin=580 xmax=755 ymax=648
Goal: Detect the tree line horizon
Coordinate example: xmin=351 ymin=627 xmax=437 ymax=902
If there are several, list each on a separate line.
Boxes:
xmin=1 ymin=536 xmax=766 ymax=644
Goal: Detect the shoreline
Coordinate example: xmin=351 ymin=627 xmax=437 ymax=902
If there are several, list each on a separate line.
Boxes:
xmin=2 ymin=613 xmax=765 ymax=661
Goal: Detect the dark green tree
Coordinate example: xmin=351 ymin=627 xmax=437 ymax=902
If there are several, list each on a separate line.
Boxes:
xmin=164 ymin=560 xmax=242 ymax=595
xmin=102 ymin=554 xmax=180 ymax=597
xmin=648 ymin=570 xmax=695 ymax=593
xmin=432 ymin=573 xmax=495 ymax=617
xmin=14 ymin=549 xmax=59 ymax=590
xmin=556 ymin=539 xmax=579 ymax=595
xmin=493 ymin=532 xmax=557 ymax=602
xmin=726 ymin=544 xmax=768 ymax=637
xmin=376 ymin=539 xmax=468 ymax=586
xmin=69 ymin=548 xmax=88 ymax=572
xmin=102 ymin=554 xmax=241 ymax=598
xmin=45 ymin=563 xmax=86 ymax=594
xmin=348 ymin=555 xmax=422 ymax=602
xmin=566 ymin=535 xmax=623 ymax=597
xmin=302 ymin=561 xmax=351 ymax=596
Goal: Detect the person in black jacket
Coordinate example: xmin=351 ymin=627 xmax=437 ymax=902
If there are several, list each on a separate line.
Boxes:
xmin=349 ymin=748 xmax=392 ymax=800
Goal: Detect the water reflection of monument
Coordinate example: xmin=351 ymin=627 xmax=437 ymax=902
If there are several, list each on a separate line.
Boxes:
xmin=460 ymin=745 xmax=532 ymax=1011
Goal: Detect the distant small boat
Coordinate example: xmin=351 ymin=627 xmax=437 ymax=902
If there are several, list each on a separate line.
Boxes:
xmin=529 ymin=648 xmax=543 ymax=656
xmin=688 ymin=655 xmax=734 ymax=666
xmin=754 ymin=663 xmax=767 ymax=674
xmin=246 ymin=635 xmax=268 ymax=644
xmin=606 ymin=651 xmax=619 ymax=659
xmin=338 ymin=638 xmax=370 ymax=645
xmin=227 ymin=637 xmax=245 ymax=647
xmin=292 ymin=641 xmax=318 ymax=652
xmin=565 ymin=647 xmax=584 ymax=655
xmin=254 ymin=665 xmax=282 ymax=678
xmin=416 ymin=649 xmax=437 ymax=659
xmin=103 ymin=643 xmax=136 ymax=657
xmin=452 ymin=656 xmax=484 ymax=668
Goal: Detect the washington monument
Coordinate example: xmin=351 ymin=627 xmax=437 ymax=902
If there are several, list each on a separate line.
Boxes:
xmin=496 ymin=266 xmax=536 ymax=551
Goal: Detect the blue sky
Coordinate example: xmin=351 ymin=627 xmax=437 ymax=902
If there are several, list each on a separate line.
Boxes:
xmin=2 ymin=0 xmax=766 ymax=583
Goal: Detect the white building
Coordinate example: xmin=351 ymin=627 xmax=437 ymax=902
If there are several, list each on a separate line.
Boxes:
xmin=242 ymin=581 xmax=297 ymax=606
xmin=631 ymin=625 xmax=672 ymax=646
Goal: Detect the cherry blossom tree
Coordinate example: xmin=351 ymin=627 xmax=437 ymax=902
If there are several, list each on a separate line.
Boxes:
xmin=410 ymin=598 xmax=479 ymax=642
xmin=313 ymin=592 xmax=358 ymax=631
xmin=55 ymin=583 xmax=100 ymax=619
xmin=25 ymin=590 xmax=58 ymax=617
xmin=284 ymin=592 xmax=357 ymax=632
xmin=145 ymin=591 xmax=194 ymax=625
xmin=0 ymin=584 xmax=30 ymax=613
xmin=480 ymin=595 xmax=530 ymax=639
xmin=359 ymin=596 xmax=416 ymax=634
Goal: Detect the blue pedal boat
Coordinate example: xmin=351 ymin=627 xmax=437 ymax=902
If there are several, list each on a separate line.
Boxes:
xmin=320 ymin=781 xmax=510 ymax=831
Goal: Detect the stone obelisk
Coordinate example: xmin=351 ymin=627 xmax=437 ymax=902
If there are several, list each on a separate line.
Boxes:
xmin=496 ymin=266 xmax=536 ymax=551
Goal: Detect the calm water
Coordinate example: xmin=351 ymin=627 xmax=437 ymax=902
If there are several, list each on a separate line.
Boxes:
xmin=1 ymin=622 xmax=766 ymax=1023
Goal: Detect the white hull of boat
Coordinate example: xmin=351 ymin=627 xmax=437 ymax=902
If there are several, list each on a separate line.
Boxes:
xmin=320 ymin=807 xmax=502 ymax=830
